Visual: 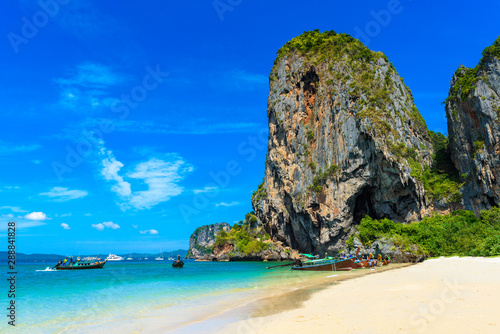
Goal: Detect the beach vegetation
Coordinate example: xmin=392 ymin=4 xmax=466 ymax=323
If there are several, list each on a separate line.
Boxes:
xmin=213 ymin=212 xmax=269 ymax=255
xmin=352 ymin=207 xmax=500 ymax=257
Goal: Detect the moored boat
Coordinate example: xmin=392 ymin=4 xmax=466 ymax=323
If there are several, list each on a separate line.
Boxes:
xmin=291 ymin=257 xmax=355 ymax=271
xmin=172 ymin=255 xmax=184 ymax=268
xmin=106 ymin=253 xmax=124 ymax=261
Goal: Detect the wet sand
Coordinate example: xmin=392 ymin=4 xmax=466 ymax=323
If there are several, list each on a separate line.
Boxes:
xmin=217 ymin=257 xmax=500 ymax=334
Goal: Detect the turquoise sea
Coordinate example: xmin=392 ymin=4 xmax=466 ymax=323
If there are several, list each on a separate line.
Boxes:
xmin=1 ymin=260 xmax=332 ymax=333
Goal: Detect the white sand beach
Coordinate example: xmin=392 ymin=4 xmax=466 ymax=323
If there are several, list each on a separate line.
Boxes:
xmin=219 ymin=257 xmax=500 ymax=334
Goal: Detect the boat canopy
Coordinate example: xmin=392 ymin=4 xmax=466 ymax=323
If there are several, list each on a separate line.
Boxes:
xmin=300 ymin=253 xmax=315 ymax=258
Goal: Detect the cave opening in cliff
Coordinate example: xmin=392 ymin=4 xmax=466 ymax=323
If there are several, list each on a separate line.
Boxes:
xmin=353 ymin=187 xmax=376 ymax=225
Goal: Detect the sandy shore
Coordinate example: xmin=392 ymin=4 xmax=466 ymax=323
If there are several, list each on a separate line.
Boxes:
xmin=218 ymin=257 xmax=500 ymax=334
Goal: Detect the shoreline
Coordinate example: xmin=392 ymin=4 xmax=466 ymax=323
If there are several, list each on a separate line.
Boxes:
xmin=171 ymin=263 xmax=411 ymax=333
xmin=217 ymin=257 xmax=500 ymax=334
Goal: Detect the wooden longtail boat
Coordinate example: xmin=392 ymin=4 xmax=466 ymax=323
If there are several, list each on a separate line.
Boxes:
xmin=291 ymin=257 xmax=355 ymax=271
xmin=54 ymin=259 xmax=107 ymax=270
xmin=172 ymin=255 xmax=184 ymax=268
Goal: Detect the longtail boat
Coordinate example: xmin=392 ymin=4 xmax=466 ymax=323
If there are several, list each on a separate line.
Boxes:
xmin=353 ymin=250 xmax=373 ymax=269
xmin=54 ymin=259 xmax=107 ymax=270
xmin=172 ymin=255 xmax=184 ymax=268
xmin=291 ymin=257 xmax=355 ymax=271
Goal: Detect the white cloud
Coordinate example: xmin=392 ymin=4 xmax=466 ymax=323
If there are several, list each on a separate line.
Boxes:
xmin=2 ymin=213 xmax=14 ymax=218
xmin=132 ymin=224 xmax=138 ymax=228
xmin=103 ymin=221 xmax=120 ymax=229
xmin=99 ymin=145 xmax=132 ymax=197
xmin=24 ymin=212 xmax=49 ymax=221
xmin=92 ymin=221 xmax=120 ymax=231
xmin=140 ymin=229 xmax=158 ymax=235
xmin=91 ymin=223 xmax=105 ymax=231
xmin=215 ymin=201 xmax=239 ymax=207
xmin=60 ymin=213 xmax=72 ymax=217
xmin=97 ymin=142 xmax=192 ymax=210
xmin=84 ymin=213 xmax=92 ymax=216
xmin=126 ymin=157 xmax=192 ymax=209
xmin=61 ymin=223 xmax=71 ymax=230
xmin=193 ymin=186 xmax=218 ymax=194
xmin=40 ymin=187 xmax=88 ymax=202
xmin=31 ymin=160 xmax=42 ymax=164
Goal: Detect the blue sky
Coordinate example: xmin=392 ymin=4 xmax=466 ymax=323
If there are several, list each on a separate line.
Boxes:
xmin=1 ymin=0 xmax=499 ymax=255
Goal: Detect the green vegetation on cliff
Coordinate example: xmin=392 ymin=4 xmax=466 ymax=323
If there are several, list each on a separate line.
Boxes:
xmin=213 ymin=212 xmax=269 ymax=255
xmin=251 ymin=181 xmax=268 ymax=203
xmin=349 ymin=207 xmax=500 ymax=257
xmin=447 ymin=36 xmax=500 ymax=102
xmin=388 ymin=131 xmax=462 ymax=202
xmin=273 ymin=30 xmax=428 ymax=143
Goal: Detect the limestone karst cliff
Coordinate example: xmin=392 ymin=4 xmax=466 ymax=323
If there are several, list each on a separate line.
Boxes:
xmin=251 ymin=30 xmax=447 ymax=255
xmin=186 ymin=222 xmax=230 ymax=258
xmin=445 ymin=36 xmax=500 ymax=214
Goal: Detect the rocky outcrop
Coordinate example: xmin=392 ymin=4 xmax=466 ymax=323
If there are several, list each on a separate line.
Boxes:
xmin=187 ymin=223 xmax=230 ymax=258
xmin=252 ymin=30 xmax=438 ymax=255
xmin=445 ymin=37 xmax=500 ymax=214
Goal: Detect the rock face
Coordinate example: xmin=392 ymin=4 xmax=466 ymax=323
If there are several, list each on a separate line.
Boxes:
xmin=446 ymin=37 xmax=500 ymax=214
xmin=252 ymin=31 xmax=436 ymax=255
xmin=187 ymin=223 xmax=230 ymax=259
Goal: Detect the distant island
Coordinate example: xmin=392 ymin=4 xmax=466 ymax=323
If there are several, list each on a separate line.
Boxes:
xmin=189 ymin=30 xmax=500 ymax=262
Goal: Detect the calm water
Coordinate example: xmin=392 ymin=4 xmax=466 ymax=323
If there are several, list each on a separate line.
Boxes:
xmin=1 ymin=260 xmax=328 ymax=333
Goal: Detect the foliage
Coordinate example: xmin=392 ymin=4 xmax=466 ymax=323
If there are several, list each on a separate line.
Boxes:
xmin=213 ymin=212 xmax=269 ymax=255
xmin=353 ymin=207 xmax=500 ymax=257
xmin=447 ymin=36 xmax=500 ymax=102
xmin=473 ymin=139 xmax=485 ymax=155
xmin=275 ymin=30 xmax=383 ymax=65
xmin=419 ymin=131 xmax=463 ymax=202
xmin=251 ymin=180 xmax=268 ymax=203
xmin=306 ymin=130 xmax=315 ymax=142
xmin=308 ymin=164 xmax=340 ymax=193
xmin=482 ymin=36 xmax=500 ymax=59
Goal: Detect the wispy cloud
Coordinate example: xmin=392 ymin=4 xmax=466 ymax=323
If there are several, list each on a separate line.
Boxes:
xmin=0 ymin=206 xmax=27 ymax=213
xmin=97 ymin=142 xmax=193 ymax=210
xmin=24 ymin=212 xmax=50 ymax=221
xmin=127 ymin=157 xmax=193 ymax=209
xmin=193 ymin=186 xmax=218 ymax=194
xmin=0 ymin=143 xmax=41 ymax=155
xmin=61 ymin=223 xmax=71 ymax=230
xmin=232 ymin=70 xmax=268 ymax=85
xmin=40 ymin=187 xmax=88 ymax=202
xmin=78 ymin=118 xmax=262 ymax=135
xmin=99 ymin=145 xmax=132 ymax=197
xmin=140 ymin=229 xmax=158 ymax=235
xmin=91 ymin=221 xmax=120 ymax=231
xmin=215 ymin=201 xmax=240 ymax=207
xmin=54 ymin=62 xmax=124 ymax=113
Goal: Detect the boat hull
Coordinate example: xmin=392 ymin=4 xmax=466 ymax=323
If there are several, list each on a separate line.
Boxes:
xmin=55 ymin=261 xmax=106 ymax=270
xmin=353 ymin=260 xmax=369 ymax=269
xmin=172 ymin=261 xmax=184 ymax=268
xmin=291 ymin=258 xmax=354 ymax=271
